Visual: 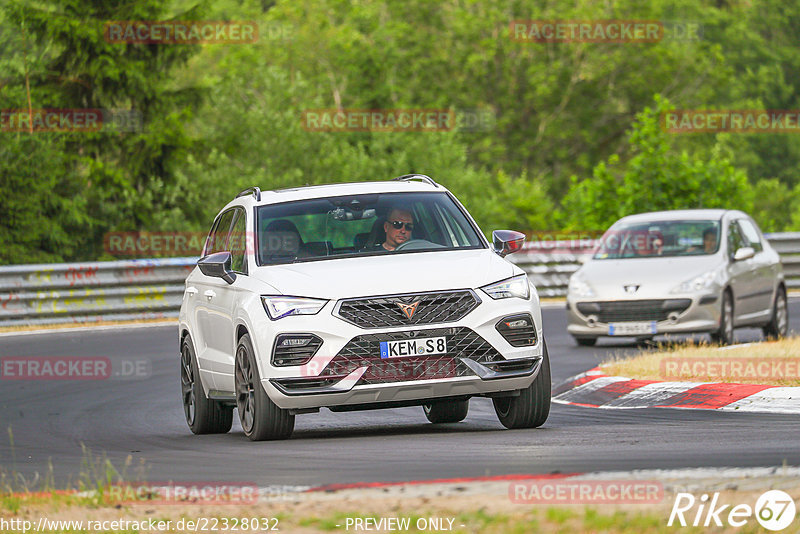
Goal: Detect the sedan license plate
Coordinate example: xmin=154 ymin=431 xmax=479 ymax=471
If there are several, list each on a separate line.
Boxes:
xmin=380 ymin=336 xmax=447 ymax=359
xmin=608 ymin=322 xmax=656 ymax=336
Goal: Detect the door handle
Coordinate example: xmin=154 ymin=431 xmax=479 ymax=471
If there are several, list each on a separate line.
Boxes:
xmin=204 ymin=290 xmax=216 ymax=300
xmin=186 ymin=287 xmax=198 ymax=297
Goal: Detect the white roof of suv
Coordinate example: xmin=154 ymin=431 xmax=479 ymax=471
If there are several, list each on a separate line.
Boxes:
xmin=225 ymin=175 xmax=445 ymax=210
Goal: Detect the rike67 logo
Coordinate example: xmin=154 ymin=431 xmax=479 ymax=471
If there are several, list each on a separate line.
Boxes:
xmin=669 ymin=490 xmax=796 ymax=530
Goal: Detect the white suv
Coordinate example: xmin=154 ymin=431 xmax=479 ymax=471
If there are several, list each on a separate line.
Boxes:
xmin=179 ymin=175 xmax=550 ymax=440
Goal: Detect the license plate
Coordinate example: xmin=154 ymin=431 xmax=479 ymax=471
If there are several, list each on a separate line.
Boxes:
xmin=608 ymin=322 xmax=657 ymax=336
xmin=379 ymin=336 xmax=447 ymax=359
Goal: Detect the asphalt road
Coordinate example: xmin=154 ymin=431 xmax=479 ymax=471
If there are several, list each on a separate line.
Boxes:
xmin=1 ymin=302 xmax=799 ymax=487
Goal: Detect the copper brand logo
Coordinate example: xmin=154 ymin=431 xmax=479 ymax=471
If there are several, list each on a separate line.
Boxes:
xmin=396 ymin=301 xmax=420 ymax=320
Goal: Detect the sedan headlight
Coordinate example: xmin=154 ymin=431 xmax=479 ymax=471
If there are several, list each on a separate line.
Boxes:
xmin=261 ymin=295 xmax=328 ymax=320
xmin=568 ymin=275 xmax=595 ymax=298
xmin=670 ymin=270 xmax=719 ymax=294
xmin=481 ymin=274 xmax=530 ymax=300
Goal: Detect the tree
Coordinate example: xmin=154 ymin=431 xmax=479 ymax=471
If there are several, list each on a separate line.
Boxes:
xmin=1 ymin=0 xmax=204 ymax=261
xmin=561 ymin=95 xmax=753 ymax=230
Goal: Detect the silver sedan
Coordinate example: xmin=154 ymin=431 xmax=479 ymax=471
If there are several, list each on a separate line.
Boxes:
xmin=567 ymin=209 xmax=787 ymax=345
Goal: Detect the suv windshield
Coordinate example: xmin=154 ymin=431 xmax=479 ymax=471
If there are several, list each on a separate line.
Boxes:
xmin=593 ymin=219 xmax=721 ymax=259
xmin=256 ymin=192 xmax=484 ymax=265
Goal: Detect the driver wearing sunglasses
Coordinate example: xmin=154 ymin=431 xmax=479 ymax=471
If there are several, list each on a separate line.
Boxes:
xmin=381 ymin=207 xmax=415 ymax=251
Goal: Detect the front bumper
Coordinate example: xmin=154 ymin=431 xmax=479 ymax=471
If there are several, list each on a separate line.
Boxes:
xmin=249 ymin=288 xmax=544 ymax=410
xmin=566 ymin=293 xmax=721 ymax=338
xmin=264 ymin=356 xmax=541 ymax=410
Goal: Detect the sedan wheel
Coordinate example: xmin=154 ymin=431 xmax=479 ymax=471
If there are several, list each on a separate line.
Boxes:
xmin=711 ymin=291 xmax=735 ymax=345
xmin=763 ymin=287 xmax=788 ymax=340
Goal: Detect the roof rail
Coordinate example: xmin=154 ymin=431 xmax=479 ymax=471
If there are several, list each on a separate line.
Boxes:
xmin=236 ymin=186 xmax=261 ymax=202
xmin=393 ymin=174 xmax=439 ymax=187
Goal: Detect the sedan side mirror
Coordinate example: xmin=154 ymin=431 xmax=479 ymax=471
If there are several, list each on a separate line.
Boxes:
xmin=733 ymin=246 xmax=755 ymax=262
xmin=492 ymin=230 xmax=526 ymax=257
xmin=198 ymin=251 xmax=237 ymax=284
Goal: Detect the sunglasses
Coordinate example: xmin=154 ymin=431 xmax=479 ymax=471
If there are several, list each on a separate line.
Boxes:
xmin=388 ymin=220 xmax=414 ymax=231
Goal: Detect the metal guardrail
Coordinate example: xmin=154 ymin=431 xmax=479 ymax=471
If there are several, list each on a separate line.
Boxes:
xmin=0 ymin=258 xmax=194 ymax=326
xmin=508 ymin=232 xmax=800 ymax=296
xmin=1 ymin=233 xmax=800 ymax=326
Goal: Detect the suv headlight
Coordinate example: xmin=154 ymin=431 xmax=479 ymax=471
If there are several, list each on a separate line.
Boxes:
xmin=670 ymin=270 xmax=719 ymax=294
xmin=262 ymin=295 xmax=328 ymax=320
xmin=568 ymin=275 xmax=595 ymax=298
xmin=481 ymin=274 xmax=530 ymax=300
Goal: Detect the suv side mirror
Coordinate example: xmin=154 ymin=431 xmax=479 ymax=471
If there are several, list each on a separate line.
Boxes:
xmin=492 ymin=230 xmax=525 ymax=257
xmin=733 ymin=246 xmax=755 ymax=262
xmin=198 ymin=251 xmax=237 ymax=284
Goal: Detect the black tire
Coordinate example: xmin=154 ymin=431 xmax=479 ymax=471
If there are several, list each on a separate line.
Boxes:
xmin=710 ymin=290 xmax=735 ymax=345
xmin=181 ymin=336 xmax=233 ymax=434
xmin=763 ymin=286 xmax=789 ymax=340
xmin=493 ymin=340 xmax=551 ymax=429
xmin=423 ymin=399 xmax=469 ymax=423
xmin=235 ymin=334 xmax=294 ymax=441
xmin=574 ymin=337 xmax=597 ymax=347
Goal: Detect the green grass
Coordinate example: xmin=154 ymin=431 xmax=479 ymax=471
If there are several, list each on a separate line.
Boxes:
xmin=546 ymin=507 xmax=577 ymax=524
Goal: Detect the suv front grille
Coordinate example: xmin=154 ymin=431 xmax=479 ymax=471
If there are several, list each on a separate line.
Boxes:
xmin=319 ymin=326 xmax=503 ymax=385
xmin=576 ymin=299 xmax=691 ymax=323
xmin=335 ymin=290 xmax=479 ymax=329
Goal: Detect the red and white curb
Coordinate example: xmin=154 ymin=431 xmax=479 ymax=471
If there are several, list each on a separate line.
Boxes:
xmin=553 ymin=367 xmax=800 ymax=414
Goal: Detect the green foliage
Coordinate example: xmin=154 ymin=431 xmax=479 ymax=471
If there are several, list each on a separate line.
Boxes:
xmin=173 ymin=58 xmax=544 ymax=234
xmin=751 ymin=178 xmax=797 ymax=232
xmin=0 ymin=0 xmax=204 ymax=262
xmin=562 ymin=96 xmax=753 ymax=230
xmin=0 ymin=134 xmax=91 ymax=263
xmin=7 ymin=0 xmax=800 ymax=262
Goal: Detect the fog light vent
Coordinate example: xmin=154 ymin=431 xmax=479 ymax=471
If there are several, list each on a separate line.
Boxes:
xmin=272 ymin=334 xmax=323 ymax=366
xmin=495 ymin=314 xmax=537 ymax=347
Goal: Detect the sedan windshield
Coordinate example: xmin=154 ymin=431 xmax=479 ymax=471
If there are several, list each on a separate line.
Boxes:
xmin=593 ymin=220 xmax=721 ymax=259
xmin=256 ymin=192 xmax=484 ymax=265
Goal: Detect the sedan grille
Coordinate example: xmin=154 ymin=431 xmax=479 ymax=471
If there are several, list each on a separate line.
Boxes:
xmin=320 ymin=327 xmax=503 ymax=385
xmin=577 ymin=299 xmax=692 ymax=323
xmin=335 ymin=290 xmax=479 ymax=329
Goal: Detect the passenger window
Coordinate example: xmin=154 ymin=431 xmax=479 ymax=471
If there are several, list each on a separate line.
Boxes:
xmin=415 ymin=204 xmax=444 ymax=245
xmin=727 ymin=221 xmax=747 ymax=259
xmin=436 ymin=203 xmax=480 ymax=247
xmin=206 ymin=210 xmax=235 ymax=255
xmin=229 ymin=209 xmax=248 ymax=273
xmin=737 ymin=219 xmax=764 ymax=253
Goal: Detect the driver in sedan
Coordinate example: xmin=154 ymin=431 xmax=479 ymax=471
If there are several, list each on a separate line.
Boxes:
xmin=381 ymin=207 xmax=414 ymax=251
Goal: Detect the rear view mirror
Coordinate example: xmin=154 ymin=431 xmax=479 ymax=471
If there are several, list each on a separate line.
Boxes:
xmin=492 ymin=230 xmax=525 ymax=257
xmin=198 ymin=251 xmax=237 ymax=284
xmin=733 ymin=247 xmax=755 ymax=261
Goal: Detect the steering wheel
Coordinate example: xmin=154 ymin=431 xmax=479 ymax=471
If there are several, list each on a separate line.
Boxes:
xmin=394 ymin=239 xmax=443 ymax=251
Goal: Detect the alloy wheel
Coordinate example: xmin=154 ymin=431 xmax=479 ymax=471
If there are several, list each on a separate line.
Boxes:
xmin=236 ymin=346 xmax=256 ymax=434
xmin=180 ymin=345 xmax=195 ymax=425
